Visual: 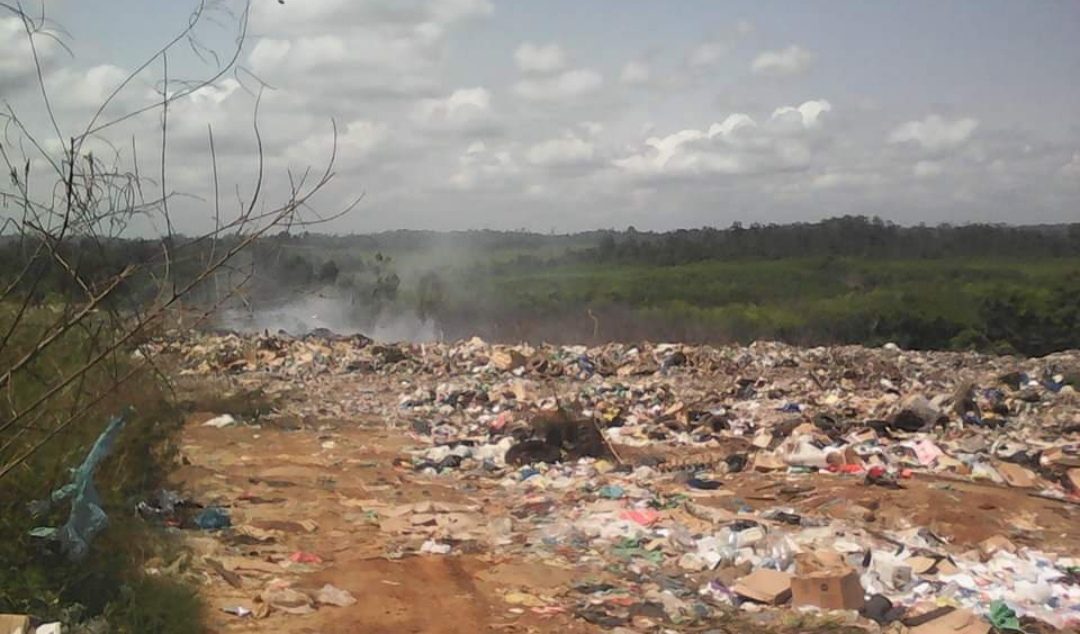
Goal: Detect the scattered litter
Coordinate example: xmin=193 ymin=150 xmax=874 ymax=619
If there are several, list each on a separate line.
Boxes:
xmin=154 ymin=332 xmax=1080 ymax=631
xmin=202 ymin=414 xmax=237 ymax=428
xmin=29 ymin=410 xmax=129 ymax=561
xmin=194 ymin=507 xmax=231 ymax=530
xmin=315 ymin=584 xmax=357 ymax=607
xmin=221 ymin=606 xmax=253 ymax=618
xmin=288 ymin=551 xmax=323 ymax=564
xmin=732 ymin=569 xmax=792 ymax=605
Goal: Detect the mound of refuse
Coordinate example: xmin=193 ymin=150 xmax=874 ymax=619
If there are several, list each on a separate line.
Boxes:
xmin=156 ymin=331 xmax=1080 ymax=631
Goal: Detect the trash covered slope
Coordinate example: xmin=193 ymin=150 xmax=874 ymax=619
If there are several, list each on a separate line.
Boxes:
xmin=154 ymin=331 xmax=1080 ymax=633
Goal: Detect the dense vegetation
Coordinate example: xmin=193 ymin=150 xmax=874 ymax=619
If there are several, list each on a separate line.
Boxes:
xmin=440 ymin=257 xmax=1079 ymax=355
xmin=0 ymin=307 xmax=201 ymax=632
xmin=2 ymin=217 xmax=1078 ymax=355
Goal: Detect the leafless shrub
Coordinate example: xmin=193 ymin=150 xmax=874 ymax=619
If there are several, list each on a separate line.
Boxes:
xmin=0 ymin=0 xmax=359 ymax=480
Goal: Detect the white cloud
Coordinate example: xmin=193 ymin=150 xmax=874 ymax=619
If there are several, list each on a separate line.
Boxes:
xmin=40 ymin=64 xmax=129 ymax=110
xmin=688 ymin=41 xmax=729 ymax=68
xmin=620 ymin=61 xmax=651 ymax=85
xmin=411 ymin=87 xmax=492 ymax=130
xmin=615 ymin=100 xmax=832 ymax=179
xmin=526 ymin=133 xmax=595 ymax=167
xmin=450 ymin=141 xmax=520 ymax=190
xmin=3 ymin=2 xmax=1077 ymax=232
xmin=812 ymin=171 xmax=885 ymax=189
xmin=751 ymin=45 xmax=814 ymax=76
xmin=1059 ymin=152 xmax=1080 ymax=182
xmin=0 ymin=16 xmax=64 ymax=91
xmin=513 ymin=68 xmax=603 ymax=101
xmin=913 ymin=160 xmax=944 ymax=178
xmin=514 ymin=42 xmax=566 ymax=73
xmin=429 ymin=0 xmax=495 ymax=22
xmin=289 ymin=119 xmax=389 ymax=167
xmin=889 ymin=115 xmax=979 ymax=152
xmin=770 ymin=100 xmax=832 ymax=130
xmin=250 ymin=0 xmax=492 ymax=35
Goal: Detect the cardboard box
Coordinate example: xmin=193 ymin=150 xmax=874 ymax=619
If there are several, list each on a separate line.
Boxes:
xmin=0 ymin=614 xmax=30 ymax=634
xmin=791 ymin=552 xmax=864 ymax=611
xmin=731 ymin=569 xmax=792 ymax=605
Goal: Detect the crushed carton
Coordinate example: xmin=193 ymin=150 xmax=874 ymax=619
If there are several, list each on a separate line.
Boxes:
xmin=908 ymin=607 xmax=991 ymax=634
xmin=791 ymin=551 xmax=865 ymax=611
xmin=732 ymin=569 xmax=792 ymax=605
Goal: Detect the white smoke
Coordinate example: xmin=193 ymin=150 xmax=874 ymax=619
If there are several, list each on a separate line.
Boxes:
xmin=217 ymin=294 xmax=440 ymax=343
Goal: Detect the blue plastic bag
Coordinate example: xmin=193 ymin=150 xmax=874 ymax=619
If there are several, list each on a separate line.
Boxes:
xmin=29 ymin=409 xmax=129 ymax=561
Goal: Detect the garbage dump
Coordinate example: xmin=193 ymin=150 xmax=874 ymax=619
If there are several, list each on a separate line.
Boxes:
xmin=148 ymin=330 xmax=1080 ymax=632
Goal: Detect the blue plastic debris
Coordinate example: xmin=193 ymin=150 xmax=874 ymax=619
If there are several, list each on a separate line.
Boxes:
xmin=194 ymin=506 xmax=231 ymax=530
xmin=598 ymin=485 xmax=625 ymax=499
xmin=686 ymin=477 xmax=722 ymax=490
xmin=776 ymin=403 xmax=802 ymax=413
xmin=576 ymin=355 xmax=596 ymax=376
xmin=29 ymin=409 xmax=130 ymax=561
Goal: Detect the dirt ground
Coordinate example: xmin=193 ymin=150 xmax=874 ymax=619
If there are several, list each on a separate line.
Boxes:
xmin=172 ymin=401 xmax=1080 ymax=633
xmin=177 ymin=414 xmax=601 ymax=633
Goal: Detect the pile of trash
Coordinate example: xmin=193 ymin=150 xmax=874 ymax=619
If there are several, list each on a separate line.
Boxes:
xmin=156 ymin=330 xmax=1080 ymax=631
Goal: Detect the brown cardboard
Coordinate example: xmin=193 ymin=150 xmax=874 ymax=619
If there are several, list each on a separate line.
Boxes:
xmin=711 ymin=561 xmax=753 ymax=587
xmin=752 ymin=431 xmax=773 ymax=448
xmin=791 ymin=552 xmax=864 ymax=611
xmin=908 ymin=607 xmax=990 ymax=634
xmin=935 ymin=558 xmax=959 ymax=575
xmin=0 ymin=615 xmax=30 ymax=634
xmin=978 ymin=535 xmax=1017 ymax=558
xmin=491 ymin=349 xmax=526 ymax=371
xmin=752 ymin=453 xmax=785 ymax=472
xmin=731 ymin=569 xmax=792 ymax=605
xmin=996 ymin=462 xmax=1038 ymax=488
xmin=1067 ymin=468 xmax=1080 ymax=493
xmin=906 ymin=555 xmax=939 ymax=575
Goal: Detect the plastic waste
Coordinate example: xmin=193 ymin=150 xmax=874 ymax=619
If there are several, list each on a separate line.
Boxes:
xmin=29 ymin=409 xmax=129 ymax=561
xmin=194 ymin=507 xmax=231 ymax=530
xmin=760 ymin=532 xmax=795 ymax=571
xmin=686 ymin=477 xmax=722 ymax=490
xmin=288 ymin=551 xmax=323 ymax=564
xmin=315 ymin=584 xmax=357 ymax=607
xmin=988 ymin=600 xmax=1021 ymax=631
xmin=598 ymin=485 xmax=625 ymax=499
xmin=782 ymin=437 xmax=841 ymax=469
xmin=420 ymin=539 xmax=452 ymax=554
xmin=202 ymin=414 xmax=236 ymax=428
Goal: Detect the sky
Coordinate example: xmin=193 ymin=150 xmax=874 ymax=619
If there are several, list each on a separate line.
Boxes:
xmin=2 ymin=0 xmax=1079 ymax=234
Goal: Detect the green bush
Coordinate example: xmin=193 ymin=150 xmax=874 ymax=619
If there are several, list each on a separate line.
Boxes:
xmin=0 ymin=306 xmax=201 ymax=629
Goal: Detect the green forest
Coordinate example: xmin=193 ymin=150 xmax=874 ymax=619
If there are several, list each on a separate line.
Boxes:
xmin=2 ymin=216 xmax=1078 ymax=355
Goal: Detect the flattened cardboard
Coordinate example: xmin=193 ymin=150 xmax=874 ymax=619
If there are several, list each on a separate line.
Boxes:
xmin=732 ymin=569 xmax=792 ymax=605
xmin=906 ymin=556 xmax=938 ymax=575
xmin=1067 ymin=468 xmax=1080 ymax=492
xmin=978 ymin=535 xmax=1017 ymax=558
xmin=908 ymin=607 xmax=990 ymax=634
xmin=995 ymin=462 xmax=1038 ymax=488
xmin=753 ymin=453 xmax=786 ymax=472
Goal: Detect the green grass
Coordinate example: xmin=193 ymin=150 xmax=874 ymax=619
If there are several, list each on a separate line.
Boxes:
xmin=0 ymin=305 xmax=203 ymax=630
